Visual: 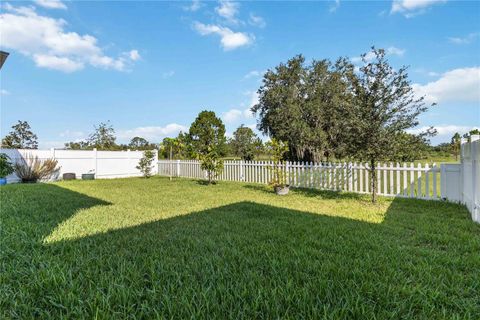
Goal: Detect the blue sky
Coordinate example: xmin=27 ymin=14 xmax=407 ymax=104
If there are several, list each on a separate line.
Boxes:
xmin=1 ymin=0 xmax=479 ymax=148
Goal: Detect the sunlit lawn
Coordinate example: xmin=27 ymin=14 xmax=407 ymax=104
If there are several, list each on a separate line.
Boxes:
xmin=1 ymin=177 xmax=479 ymax=319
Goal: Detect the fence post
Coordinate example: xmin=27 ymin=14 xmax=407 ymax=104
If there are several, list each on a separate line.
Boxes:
xmin=156 ymin=150 xmax=159 ymax=175
xmin=470 ymin=135 xmax=479 ymax=222
xmin=440 ymin=164 xmax=446 ymax=199
xmin=93 ymin=148 xmax=98 ymax=178
xmin=50 ymin=148 xmax=56 ymax=159
xmin=176 ymin=159 xmax=181 ymax=177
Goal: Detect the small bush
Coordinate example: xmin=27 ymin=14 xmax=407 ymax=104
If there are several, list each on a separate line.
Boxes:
xmin=0 ymin=153 xmax=15 ymax=178
xmin=136 ymin=150 xmax=156 ymax=178
xmin=14 ymin=154 xmax=60 ymax=183
xmin=266 ymin=139 xmax=289 ymax=188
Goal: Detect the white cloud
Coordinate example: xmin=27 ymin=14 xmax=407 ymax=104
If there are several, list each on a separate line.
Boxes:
xmin=448 ymin=32 xmax=479 ymax=45
xmin=193 ymin=22 xmax=253 ymax=50
xmin=0 ymin=5 xmax=139 ymax=72
xmin=223 ymin=109 xmax=243 ymax=123
xmin=243 ymin=70 xmax=262 ymax=79
xmin=0 ymin=89 xmax=10 ymax=95
xmin=329 ymin=0 xmax=341 ymax=13
xmin=391 ymin=0 xmax=446 ymax=17
xmin=117 ymin=124 xmax=188 ymax=141
xmin=215 ymin=1 xmax=240 ymax=24
xmin=183 ymin=0 xmax=203 ymax=12
xmin=413 ymin=67 xmax=480 ymax=104
xmin=407 ymin=125 xmax=479 ymax=137
xmin=162 ymin=70 xmax=175 ymax=78
xmin=128 ymin=50 xmax=141 ymax=61
xmin=222 ymin=90 xmax=258 ymax=123
xmin=33 ymin=54 xmax=84 ymax=72
xmin=248 ymin=13 xmax=266 ymax=28
xmin=34 ymin=0 xmax=67 ymax=10
xmin=351 ymin=46 xmax=405 ymax=63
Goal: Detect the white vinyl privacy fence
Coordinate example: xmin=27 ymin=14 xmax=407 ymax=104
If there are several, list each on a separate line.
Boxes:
xmin=1 ymin=148 xmax=157 ymax=182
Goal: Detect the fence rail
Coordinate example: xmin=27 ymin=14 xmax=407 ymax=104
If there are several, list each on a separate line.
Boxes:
xmin=158 ymin=160 xmax=442 ymax=200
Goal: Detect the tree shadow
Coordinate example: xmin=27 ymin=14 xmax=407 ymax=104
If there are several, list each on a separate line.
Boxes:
xmin=1 ymin=183 xmax=111 ymax=242
xmin=243 ymin=183 xmax=365 ymax=200
xmin=2 ymin=184 xmax=479 ymax=318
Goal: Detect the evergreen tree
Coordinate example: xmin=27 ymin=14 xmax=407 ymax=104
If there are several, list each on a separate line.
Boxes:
xmin=189 ymin=110 xmax=226 ymax=184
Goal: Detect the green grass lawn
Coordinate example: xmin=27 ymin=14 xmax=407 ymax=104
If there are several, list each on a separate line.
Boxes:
xmin=1 ymin=177 xmax=479 ymax=319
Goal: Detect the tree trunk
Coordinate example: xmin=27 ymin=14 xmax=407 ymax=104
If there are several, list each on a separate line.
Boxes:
xmin=370 ymin=159 xmax=377 ymax=203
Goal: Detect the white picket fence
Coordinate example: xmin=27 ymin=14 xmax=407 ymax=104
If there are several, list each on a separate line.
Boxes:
xmin=158 ymin=159 xmax=442 ymax=200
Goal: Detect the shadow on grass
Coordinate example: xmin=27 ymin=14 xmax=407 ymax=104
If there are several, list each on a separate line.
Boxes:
xmin=195 ymin=179 xmax=219 ymax=186
xmin=2 ymin=183 xmax=479 ymax=319
xmin=0 ymin=183 xmax=111 ymax=241
xmin=243 ymin=184 xmax=365 ymax=200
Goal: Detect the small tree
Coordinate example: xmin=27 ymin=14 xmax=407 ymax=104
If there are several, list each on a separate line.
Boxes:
xmin=189 ymin=110 xmax=226 ymax=184
xmin=451 ymin=132 xmax=461 ymax=161
xmin=136 ymin=150 xmax=156 ymax=178
xmin=231 ymin=125 xmax=260 ymax=161
xmin=266 ymin=138 xmax=289 ymax=188
xmin=0 ymin=153 xmax=14 ymax=178
xmin=1 ymin=121 xmax=38 ymax=149
xmin=348 ymin=47 xmax=434 ymax=202
xmin=199 ymin=147 xmax=224 ymax=184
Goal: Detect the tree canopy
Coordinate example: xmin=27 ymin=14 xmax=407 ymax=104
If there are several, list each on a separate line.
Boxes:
xmin=1 ymin=120 xmax=38 ymax=149
xmin=346 ymin=47 xmax=434 ymax=201
xmin=252 ymin=55 xmax=355 ymax=162
xmin=230 ymin=125 xmax=262 ymax=161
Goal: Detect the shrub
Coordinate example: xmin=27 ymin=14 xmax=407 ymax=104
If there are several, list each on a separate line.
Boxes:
xmin=266 ymin=139 xmax=289 ymax=188
xmin=136 ymin=150 xmax=156 ymax=178
xmin=13 ymin=154 xmax=60 ymax=183
xmin=0 ymin=153 xmax=14 ymax=178
xmin=199 ymin=148 xmax=223 ymax=184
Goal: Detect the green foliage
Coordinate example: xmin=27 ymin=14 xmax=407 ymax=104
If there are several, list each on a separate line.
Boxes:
xmin=136 ymin=150 xmax=156 ymax=178
xmin=199 ymin=148 xmax=224 ymax=184
xmin=266 ymin=138 xmax=289 ymax=187
xmin=159 ymin=133 xmax=191 ymax=159
xmin=129 ymin=137 xmax=155 ymax=150
xmin=230 ymin=125 xmax=262 ymax=160
xmin=463 ymin=129 xmax=480 ymax=140
xmin=0 ymin=153 xmax=14 ymax=178
xmin=189 ymin=111 xmax=226 ymax=183
xmin=13 ymin=154 xmax=60 ymax=183
xmin=252 ymin=56 xmax=354 ymax=162
xmin=64 ymin=140 xmax=93 ymax=150
xmin=1 ymin=120 xmax=38 ymax=149
xmin=65 ymin=121 xmax=118 ymax=150
xmin=87 ymin=121 xmax=117 ymax=150
xmin=189 ymin=110 xmax=226 ymax=156
xmin=391 ymin=130 xmax=434 ymax=162
xmin=347 ymin=47 xmax=433 ymax=202
xmin=1 ymin=178 xmax=478 ymax=318
xmin=451 ymin=132 xmax=461 ymax=161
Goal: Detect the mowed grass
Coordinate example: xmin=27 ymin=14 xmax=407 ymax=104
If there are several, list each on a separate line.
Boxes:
xmin=1 ymin=177 xmax=479 ymax=319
